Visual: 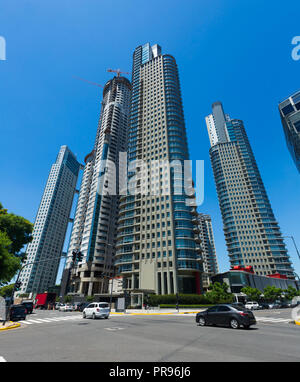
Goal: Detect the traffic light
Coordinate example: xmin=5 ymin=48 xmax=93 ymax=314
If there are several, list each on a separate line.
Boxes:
xmin=77 ymin=251 xmax=83 ymax=262
xmin=15 ymin=281 xmax=22 ymax=290
xmin=72 ymin=251 xmax=77 ymax=262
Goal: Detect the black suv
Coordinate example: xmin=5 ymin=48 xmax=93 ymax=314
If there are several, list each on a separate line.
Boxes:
xmin=196 ymin=304 xmax=256 ymax=329
xmin=21 ymin=301 xmax=33 ymax=314
xmin=78 ymin=302 xmax=89 ymax=312
xmin=9 ymin=305 xmax=26 ymax=321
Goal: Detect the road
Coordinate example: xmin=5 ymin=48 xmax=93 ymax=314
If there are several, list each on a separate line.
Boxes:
xmin=0 ymin=309 xmax=299 ymax=362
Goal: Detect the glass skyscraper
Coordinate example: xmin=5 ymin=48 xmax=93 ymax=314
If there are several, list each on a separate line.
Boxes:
xmin=61 ymin=76 xmax=131 ymax=296
xmin=116 ymin=43 xmax=202 ymax=302
xmin=206 ymin=102 xmax=294 ymax=278
xmin=19 ymin=146 xmax=81 ymax=295
xmin=197 ymin=213 xmax=219 ymax=289
xmin=279 ymin=90 xmax=300 ymax=173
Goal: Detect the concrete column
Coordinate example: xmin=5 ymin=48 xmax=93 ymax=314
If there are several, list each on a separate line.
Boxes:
xmin=88 ymin=281 xmax=93 ymax=296
xmin=79 ymin=281 xmax=84 ymax=295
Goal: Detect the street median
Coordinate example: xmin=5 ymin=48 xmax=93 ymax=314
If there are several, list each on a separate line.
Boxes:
xmin=0 ymin=321 xmax=21 ymax=331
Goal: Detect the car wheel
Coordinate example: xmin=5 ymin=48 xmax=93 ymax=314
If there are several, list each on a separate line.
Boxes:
xmin=105 ymin=316 xmax=109 ymax=319
xmin=92 ymin=313 xmax=96 ymax=320
xmin=83 ymin=312 xmax=86 ymax=319
xmin=198 ymin=317 xmax=206 ymax=326
xmin=230 ymin=318 xmax=240 ymax=329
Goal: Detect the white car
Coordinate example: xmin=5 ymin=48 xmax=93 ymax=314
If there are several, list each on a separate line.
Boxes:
xmin=245 ymin=301 xmax=260 ymax=310
xmin=59 ymin=304 xmax=73 ymax=312
xmin=83 ymin=302 xmax=110 ymax=319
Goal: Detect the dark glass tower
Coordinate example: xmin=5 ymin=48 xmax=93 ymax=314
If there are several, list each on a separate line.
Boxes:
xmin=206 ymin=102 xmax=294 ymax=278
xmin=279 ymin=90 xmax=300 ymax=173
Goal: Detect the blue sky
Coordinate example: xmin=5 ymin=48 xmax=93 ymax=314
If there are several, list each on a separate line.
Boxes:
xmin=1 ymin=0 xmax=300 ymax=281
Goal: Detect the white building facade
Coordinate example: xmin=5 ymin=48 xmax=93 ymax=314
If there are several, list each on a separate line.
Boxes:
xmin=19 ymin=146 xmax=80 ymax=295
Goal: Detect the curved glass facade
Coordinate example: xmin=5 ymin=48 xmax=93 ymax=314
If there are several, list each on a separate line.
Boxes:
xmin=207 ymin=103 xmax=294 ymax=278
xmin=116 ymin=44 xmax=203 ymax=296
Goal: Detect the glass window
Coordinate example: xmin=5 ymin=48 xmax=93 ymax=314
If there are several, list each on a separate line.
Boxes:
xmin=217 ymin=306 xmax=231 ymax=312
xmin=281 ymin=104 xmax=294 ymax=116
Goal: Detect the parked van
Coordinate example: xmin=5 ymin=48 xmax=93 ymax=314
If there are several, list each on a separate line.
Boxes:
xmin=245 ymin=301 xmax=260 ymax=310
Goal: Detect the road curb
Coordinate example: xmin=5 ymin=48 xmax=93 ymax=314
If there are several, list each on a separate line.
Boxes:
xmin=0 ymin=321 xmax=21 ymax=331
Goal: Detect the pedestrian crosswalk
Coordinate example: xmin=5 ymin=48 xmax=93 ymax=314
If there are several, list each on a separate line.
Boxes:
xmin=256 ymin=317 xmax=291 ymax=324
xmin=23 ymin=315 xmax=82 ymax=325
xmin=21 ymin=314 xmax=292 ymax=326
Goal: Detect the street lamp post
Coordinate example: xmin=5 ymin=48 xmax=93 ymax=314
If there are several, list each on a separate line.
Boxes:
xmin=283 ymin=235 xmax=300 ymax=261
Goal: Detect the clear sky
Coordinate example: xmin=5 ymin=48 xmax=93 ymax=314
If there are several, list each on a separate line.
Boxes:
xmin=1 ymin=0 xmax=299 ymax=281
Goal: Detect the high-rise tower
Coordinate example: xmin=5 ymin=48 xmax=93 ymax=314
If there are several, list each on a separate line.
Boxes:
xmin=61 ymin=76 xmax=131 ymax=296
xmin=279 ymin=90 xmax=300 ymax=173
xmin=19 ymin=146 xmax=80 ymax=295
xmin=115 ymin=43 xmax=202 ymax=302
xmin=206 ymin=102 xmax=294 ymax=278
xmin=197 ymin=213 xmax=219 ymax=289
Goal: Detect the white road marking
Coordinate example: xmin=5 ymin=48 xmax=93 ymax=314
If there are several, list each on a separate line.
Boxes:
xmin=256 ymin=317 xmax=290 ymax=323
xmin=104 ymin=327 xmax=124 ymax=331
xmin=23 ymin=315 xmax=82 ymax=325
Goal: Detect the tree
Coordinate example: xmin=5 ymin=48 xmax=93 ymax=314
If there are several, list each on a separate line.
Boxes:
xmin=0 ymin=202 xmax=33 ymax=286
xmin=64 ymin=295 xmax=72 ymax=303
xmin=263 ymin=286 xmax=283 ymax=302
xmin=0 ymin=283 xmax=15 ymax=298
xmin=0 ymin=231 xmax=20 ymax=285
xmin=86 ymin=295 xmax=94 ymax=302
xmin=205 ymin=282 xmax=234 ymax=304
xmin=283 ymin=285 xmax=299 ymax=301
xmin=241 ymin=286 xmax=262 ymax=302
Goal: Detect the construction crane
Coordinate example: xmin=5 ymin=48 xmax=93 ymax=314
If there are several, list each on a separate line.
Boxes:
xmin=73 ymin=76 xmax=104 ymax=88
xmin=107 ymin=68 xmax=131 ymax=77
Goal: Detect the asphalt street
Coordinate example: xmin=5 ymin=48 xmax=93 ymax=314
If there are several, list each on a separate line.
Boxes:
xmin=0 ymin=308 xmax=299 ymax=362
